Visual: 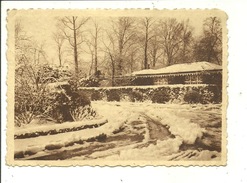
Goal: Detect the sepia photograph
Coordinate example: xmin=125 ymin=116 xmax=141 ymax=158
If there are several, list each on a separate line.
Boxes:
xmin=6 ymin=9 xmax=227 ymax=166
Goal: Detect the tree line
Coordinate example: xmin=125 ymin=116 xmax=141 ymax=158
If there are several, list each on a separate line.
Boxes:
xmin=15 ymin=16 xmax=222 ymax=87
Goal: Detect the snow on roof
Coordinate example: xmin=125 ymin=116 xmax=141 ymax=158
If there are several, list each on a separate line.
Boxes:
xmin=133 ymin=62 xmax=222 ymax=76
xmin=132 ymin=69 xmax=157 ymax=75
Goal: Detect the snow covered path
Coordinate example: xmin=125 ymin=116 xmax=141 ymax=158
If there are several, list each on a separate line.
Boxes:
xmin=14 ymin=101 xmax=222 ymax=161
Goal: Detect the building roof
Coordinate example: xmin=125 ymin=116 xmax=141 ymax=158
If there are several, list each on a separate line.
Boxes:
xmin=133 ymin=61 xmax=222 ymax=76
xmin=132 ymin=69 xmax=157 ymax=75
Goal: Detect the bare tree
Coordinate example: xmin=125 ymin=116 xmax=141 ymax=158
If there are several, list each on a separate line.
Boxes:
xmin=53 ymin=31 xmax=65 ymax=67
xmin=14 ymin=20 xmax=52 ymax=126
xmin=110 ymin=17 xmax=136 ymax=76
xmin=159 ymin=18 xmax=184 ymax=66
xmin=103 ymin=31 xmax=117 ymax=86
xmin=126 ymin=45 xmax=140 ymax=73
xmin=85 ymin=41 xmax=94 ymax=76
xmin=139 ymin=17 xmax=156 ymax=69
xmin=86 ymin=19 xmax=102 ymax=77
xmin=176 ymin=19 xmax=194 ymax=64
xmin=58 ymin=16 xmax=90 ymax=75
xmin=148 ymin=29 xmax=163 ymax=68
xmin=194 ymin=17 xmax=222 ymax=64
xmin=15 ymin=20 xmax=48 ymax=90
xmin=15 ymin=20 xmax=30 ymax=51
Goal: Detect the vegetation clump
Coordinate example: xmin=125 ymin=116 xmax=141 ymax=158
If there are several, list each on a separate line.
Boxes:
xmin=184 ymin=90 xmax=201 ymax=104
xmin=106 ymin=90 xmax=120 ymax=102
xmin=151 ymin=89 xmax=170 ymax=104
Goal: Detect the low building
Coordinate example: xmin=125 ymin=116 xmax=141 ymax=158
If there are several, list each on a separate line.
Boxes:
xmin=131 ymin=61 xmax=222 ymax=86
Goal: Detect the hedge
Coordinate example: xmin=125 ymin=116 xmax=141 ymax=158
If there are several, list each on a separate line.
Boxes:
xmin=79 ymin=84 xmax=222 ymax=104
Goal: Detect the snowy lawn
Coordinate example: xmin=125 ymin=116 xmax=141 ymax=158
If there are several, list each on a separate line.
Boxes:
xmin=14 ymin=101 xmax=222 ymax=161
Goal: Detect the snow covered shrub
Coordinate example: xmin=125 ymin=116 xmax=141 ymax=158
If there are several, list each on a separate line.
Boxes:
xmin=184 ymin=90 xmax=201 ymax=104
xmin=130 ymin=91 xmax=143 ymax=102
xmin=80 ymin=77 xmax=100 ymax=87
xmin=14 ymin=83 xmax=49 ymax=126
xmin=46 ymin=84 xmax=92 ymax=123
xmin=205 ymin=85 xmax=222 ymax=103
xmin=151 ymin=89 xmax=170 ymax=103
xmin=200 ymin=89 xmax=215 ymax=104
xmin=91 ymin=90 xmax=103 ymax=101
xmin=68 ymin=76 xmax=81 ymax=91
xmin=70 ymin=105 xmax=97 ymax=121
xmin=46 ymin=91 xmax=73 ymax=123
xmin=106 ymin=90 xmax=120 ymax=102
xmin=71 ymin=90 xmax=91 ymax=108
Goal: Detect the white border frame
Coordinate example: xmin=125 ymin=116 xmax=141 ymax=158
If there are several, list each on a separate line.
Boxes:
xmin=1 ymin=1 xmax=247 ymax=183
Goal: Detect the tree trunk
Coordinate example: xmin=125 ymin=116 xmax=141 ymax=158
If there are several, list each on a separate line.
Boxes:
xmin=94 ymin=30 xmax=98 ymax=76
xmin=58 ymin=46 xmax=62 ymax=67
xmin=118 ymin=50 xmax=123 ymax=76
xmin=144 ymin=26 xmax=148 ymax=69
xmin=73 ymin=17 xmax=79 ymax=75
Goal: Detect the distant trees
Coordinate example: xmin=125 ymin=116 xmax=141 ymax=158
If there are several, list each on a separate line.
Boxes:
xmin=53 ymin=15 xmax=223 ymax=87
xmin=110 ymin=17 xmax=137 ymax=76
xmin=177 ymin=20 xmax=194 ymax=64
xmin=53 ymin=31 xmax=65 ymax=67
xmin=86 ymin=19 xmax=102 ymax=77
xmin=102 ymin=17 xmax=137 ymax=85
xmin=193 ymin=17 xmax=222 ymax=64
xmin=57 ymin=16 xmax=90 ymax=75
xmin=159 ymin=18 xmax=183 ymax=66
xmin=159 ymin=18 xmax=194 ymax=66
xmin=15 ymin=20 xmax=49 ymax=90
xmin=139 ymin=17 xmax=155 ymax=69
xmin=103 ymin=29 xmax=118 ymax=86
xmin=51 ymin=16 xmax=222 ymax=86
xmin=149 ymin=32 xmax=162 ymax=68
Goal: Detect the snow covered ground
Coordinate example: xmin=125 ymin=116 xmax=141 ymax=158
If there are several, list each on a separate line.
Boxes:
xmin=14 ymin=101 xmax=222 ymax=161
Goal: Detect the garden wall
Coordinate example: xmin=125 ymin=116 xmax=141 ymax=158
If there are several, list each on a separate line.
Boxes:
xmin=79 ymin=84 xmax=222 ymax=104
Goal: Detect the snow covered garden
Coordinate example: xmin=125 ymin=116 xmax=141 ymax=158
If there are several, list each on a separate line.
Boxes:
xmin=14 ymin=84 xmax=222 ymax=161
xmin=13 ymin=14 xmax=224 ymax=162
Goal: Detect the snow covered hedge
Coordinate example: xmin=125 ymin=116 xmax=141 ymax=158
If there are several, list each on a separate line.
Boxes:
xmin=79 ymin=84 xmax=222 ymax=104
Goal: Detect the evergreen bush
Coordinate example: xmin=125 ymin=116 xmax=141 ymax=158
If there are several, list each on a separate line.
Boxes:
xmin=91 ymin=90 xmax=103 ymax=101
xmin=151 ymin=89 xmax=170 ymax=103
xmin=106 ymin=90 xmax=120 ymax=102
xmin=184 ymin=90 xmax=202 ymax=104
xmin=130 ymin=91 xmax=144 ymax=102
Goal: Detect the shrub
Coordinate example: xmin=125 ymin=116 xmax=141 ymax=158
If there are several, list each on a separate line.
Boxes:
xmin=47 ymin=92 xmax=73 ymax=123
xmin=91 ymin=90 xmax=103 ymax=101
xmin=184 ymin=90 xmax=201 ymax=104
xmin=14 ymin=83 xmax=49 ymax=126
xmin=70 ymin=105 xmax=97 ymax=121
xmin=45 ymin=85 xmax=92 ymax=123
xmin=70 ymin=90 xmax=91 ymax=109
xmin=130 ymin=91 xmax=143 ymax=102
xmin=80 ymin=77 xmax=100 ymax=87
xmin=151 ymin=90 xmax=170 ymax=104
xmin=206 ymin=85 xmax=222 ymax=104
xmin=106 ymin=90 xmax=120 ymax=102
xmin=200 ymin=89 xmax=215 ymax=104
